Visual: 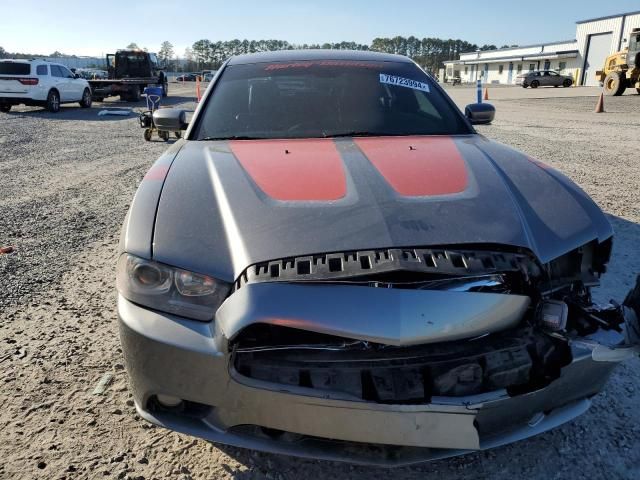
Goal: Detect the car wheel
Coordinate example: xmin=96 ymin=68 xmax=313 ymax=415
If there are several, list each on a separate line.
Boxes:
xmin=79 ymin=88 xmax=92 ymax=108
xmin=563 ymin=79 xmax=572 ymax=87
xmin=522 ymin=83 xmax=528 ymax=88
xmin=0 ymin=104 xmax=11 ymax=113
xmin=530 ymin=80 xmax=539 ymax=88
xmin=158 ymin=130 xmax=170 ymax=142
xmin=46 ymin=90 xmax=60 ymax=113
xmin=603 ymin=71 xmax=626 ymax=96
xmin=143 ymin=129 xmax=152 ymax=141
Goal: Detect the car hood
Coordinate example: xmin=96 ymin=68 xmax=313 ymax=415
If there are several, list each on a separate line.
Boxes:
xmin=152 ymin=135 xmax=612 ymax=281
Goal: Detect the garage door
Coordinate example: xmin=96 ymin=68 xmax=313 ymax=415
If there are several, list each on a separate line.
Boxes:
xmin=583 ymin=32 xmax=613 ymax=86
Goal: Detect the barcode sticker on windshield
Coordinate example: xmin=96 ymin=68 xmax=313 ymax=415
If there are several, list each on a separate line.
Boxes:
xmin=379 ymin=73 xmax=430 ymax=92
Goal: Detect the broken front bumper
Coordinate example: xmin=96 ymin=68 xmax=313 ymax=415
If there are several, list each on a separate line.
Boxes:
xmin=118 ymin=282 xmax=638 ymax=466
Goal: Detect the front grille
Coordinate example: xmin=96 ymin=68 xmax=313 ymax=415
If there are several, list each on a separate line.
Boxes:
xmin=234 ymin=247 xmax=534 ymax=290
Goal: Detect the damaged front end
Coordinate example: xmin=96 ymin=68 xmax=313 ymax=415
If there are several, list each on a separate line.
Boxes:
xmin=226 ymin=241 xmax=639 ymax=405
xmin=125 ymin=240 xmax=640 ymax=465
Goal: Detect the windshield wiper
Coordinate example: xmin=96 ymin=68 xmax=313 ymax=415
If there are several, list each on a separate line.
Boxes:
xmin=199 ymin=135 xmax=265 ymax=141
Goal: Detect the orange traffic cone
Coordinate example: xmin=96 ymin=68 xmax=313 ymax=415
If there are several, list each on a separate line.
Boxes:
xmin=483 ymin=87 xmax=489 ymax=101
xmin=594 ymin=92 xmax=604 ymax=113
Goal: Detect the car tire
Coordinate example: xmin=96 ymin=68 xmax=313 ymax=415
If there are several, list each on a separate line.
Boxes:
xmin=143 ymin=129 xmax=152 ymax=141
xmin=46 ymin=90 xmax=60 ymax=113
xmin=603 ymin=71 xmax=626 ymax=96
xmin=159 ymin=130 xmax=170 ymax=142
xmin=530 ymin=80 xmax=539 ymax=88
xmin=563 ymin=79 xmax=572 ymax=87
xmin=522 ymin=83 xmax=528 ymax=88
xmin=0 ymin=104 xmax=11 ymax=113
xmin=79 ymin=88 xmax=92 ymax=108
xmin=162 ymin=81 xmax=168 ymax=98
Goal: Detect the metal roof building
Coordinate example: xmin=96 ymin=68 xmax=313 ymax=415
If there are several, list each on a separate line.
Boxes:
xmin=443 ymin=10 xmax=640 ymax=85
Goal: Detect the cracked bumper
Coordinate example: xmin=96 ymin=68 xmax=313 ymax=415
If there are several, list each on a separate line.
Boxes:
xmin=118 ymin=294 xmax=624 ymax=466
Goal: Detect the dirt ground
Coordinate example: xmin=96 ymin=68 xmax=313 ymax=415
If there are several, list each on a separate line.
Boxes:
xmin=1 ymin=83 xmax=639 ymax=480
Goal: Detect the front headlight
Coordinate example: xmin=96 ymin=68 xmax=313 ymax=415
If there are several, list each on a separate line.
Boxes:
xmin=116 ymin=254 xmax=230 ymax=321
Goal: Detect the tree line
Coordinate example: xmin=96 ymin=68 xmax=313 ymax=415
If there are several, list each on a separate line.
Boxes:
xmin=1 ymin=37 xmax=514 ymax=73
xmin=174 ymin=37 xmax=504 ymax=73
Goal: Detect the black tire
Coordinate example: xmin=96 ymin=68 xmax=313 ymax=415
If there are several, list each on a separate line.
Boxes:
xmin=0 ymin=104 xmax=11 ymax=113
xmin=530 ymin=80 xmax=539 ymax=88
xmin=158 ymin=130 xmax=170 ymax=142
xmin=636 ymin=88 xmax=640 ymax=95
xmin=563 ymin=79 xmax=572 ymax=87
xmin=522 ymin=83 xmax=528 ymax=88
xmin=553 ymin=85 xmax=559 ymax=87
xmin=129 ymin=88 xmax=141 ymax=102
xmin=603 ymin=71 xmax=626 ymax=96
xmin=174 ymin=131 xmax=181 ymax=139
xmin=46 ymin=89 xmax=60 ymax=113
xmin=79 ymin=88 xmax=92 ymax=108
xmin=143 ymin=129 xmax=152 ymax=142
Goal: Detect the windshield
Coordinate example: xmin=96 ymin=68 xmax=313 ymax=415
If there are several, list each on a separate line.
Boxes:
xmin=194 ymin=60 xmax=471 ymax=140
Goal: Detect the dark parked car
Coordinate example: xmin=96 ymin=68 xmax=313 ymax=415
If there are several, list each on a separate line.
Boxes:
xmin=516 ymin=70 xmax=573 ymax=88
xmin=117 ymin=50 xmax=640 ymax=466
xmin=175 ymin=73 xmax=197 ymax=82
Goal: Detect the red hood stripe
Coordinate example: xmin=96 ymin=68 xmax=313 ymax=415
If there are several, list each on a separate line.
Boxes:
xmin=355 ymin=136 xmax=467 ymax=196
xmin=230 ymin=139 xmax=346 ymax=201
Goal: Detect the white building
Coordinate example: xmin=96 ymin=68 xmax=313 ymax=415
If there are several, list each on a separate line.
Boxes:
xmin=444 ymin=10 xmax=640 ymax=86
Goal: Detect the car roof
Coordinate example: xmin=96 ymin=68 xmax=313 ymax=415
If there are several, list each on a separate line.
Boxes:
xmin=227 ymin=49 xmax=413 ymax=66
xmin=0 ymin=58 xmax=53 ymax=65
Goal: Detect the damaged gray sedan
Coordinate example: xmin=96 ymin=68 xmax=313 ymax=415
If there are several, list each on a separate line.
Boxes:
xmin=117 ymin=50 xmax=640 ymax=466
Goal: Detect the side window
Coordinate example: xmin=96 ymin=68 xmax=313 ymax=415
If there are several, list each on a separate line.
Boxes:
xmin=558 ymin=62 xmax=566 ymax=72
xmin=50 ymin=65 xmax=63 ymax=77
xmin=36 ymin=65 xmax=48 ymax=76
xmin=59 ymin=66 xmax=74 ymax=78
xmin=529 ymin=64 xmax=535 ymax=72
xmin=498 ymin=65 xmax=504 ymax=74
xmin=516 ymin=64 xmax=522 ymax=73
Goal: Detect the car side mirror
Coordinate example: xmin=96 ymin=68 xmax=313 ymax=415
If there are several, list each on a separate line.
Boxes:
xmin=153 ymin=108 xmax=189 ymax=131
xmin=465 ymin=103 xmax=495 ymax=125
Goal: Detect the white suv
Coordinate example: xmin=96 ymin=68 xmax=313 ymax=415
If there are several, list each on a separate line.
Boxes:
xmin=0 ymin=59 xmax=92 ymax=113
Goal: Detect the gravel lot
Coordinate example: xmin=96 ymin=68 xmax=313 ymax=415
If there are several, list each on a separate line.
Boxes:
xmin=1 ymin=83 xmax=639 ymax=480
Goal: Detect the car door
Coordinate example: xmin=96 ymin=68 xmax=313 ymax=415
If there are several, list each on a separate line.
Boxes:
xmin=59 ymin=65 xmax=83 ymax=100
xmin=540 ymin=71 xmax=552 ymax=86
xmin=49 ymin=65 xmax=71 ymax=100
xmin=548 ymin=71 xmax=561 ymax=86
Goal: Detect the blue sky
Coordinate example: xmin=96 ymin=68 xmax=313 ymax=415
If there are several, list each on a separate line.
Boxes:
xmin=1 ymin=1 xmax=639 ymax=56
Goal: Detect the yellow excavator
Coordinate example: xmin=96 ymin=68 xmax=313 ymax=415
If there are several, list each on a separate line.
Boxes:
xmin=597 ymin=28 xmax=640 ymax=96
